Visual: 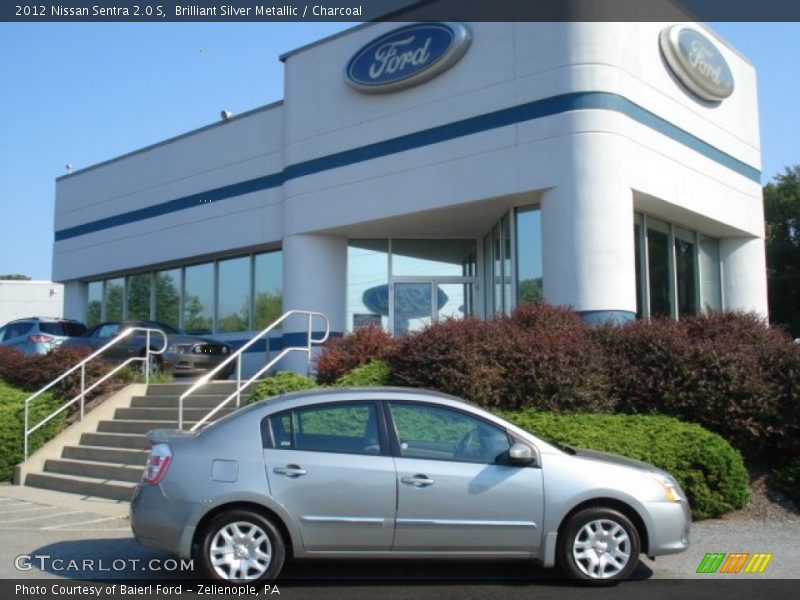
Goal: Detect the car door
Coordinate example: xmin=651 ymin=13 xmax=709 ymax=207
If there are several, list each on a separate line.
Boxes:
xmin=88 ymin=322 xmax=128 ymax=360
xmin=263 ymin=401 xmax=397 ymax=552
xmin=388 ymin=401 xmax=544 ymax=556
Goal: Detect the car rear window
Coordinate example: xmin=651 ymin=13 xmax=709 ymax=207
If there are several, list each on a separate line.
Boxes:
xmin=38 ymin=322 xmax=65 ymax=335
xmin=4 ymin=322 xmax=34 ymax=338
xmin=63 ymin=322 xmax=87 ymax=336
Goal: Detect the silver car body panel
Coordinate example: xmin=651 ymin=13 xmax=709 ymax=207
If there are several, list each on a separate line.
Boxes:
xmin=393 ymin=457 xmax=542 ymax=555
xmin=130 ymin=387 xmax=691 ymax=566
xmin=264 ymin=449 xmax=396 ymax=551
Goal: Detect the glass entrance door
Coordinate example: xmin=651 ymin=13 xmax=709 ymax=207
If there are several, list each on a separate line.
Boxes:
xmin=391 ymin=280 xmax=474 ymax=335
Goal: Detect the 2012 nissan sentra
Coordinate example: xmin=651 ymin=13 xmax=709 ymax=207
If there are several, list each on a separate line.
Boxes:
xmin=130 ymin=387 xmax=690 ymax=584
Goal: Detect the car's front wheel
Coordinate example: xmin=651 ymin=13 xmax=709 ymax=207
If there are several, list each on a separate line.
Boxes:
xmin=558 ymin=507 xmax=641 ymax=584
xmin=200 ymin=510 xmax=286 ymax=583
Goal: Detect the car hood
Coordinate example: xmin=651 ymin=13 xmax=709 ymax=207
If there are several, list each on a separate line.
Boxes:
xmin=571 ymin=447 xmax=666 ymax=475
xmin=166 ymin=334 xmax=227 ymax=346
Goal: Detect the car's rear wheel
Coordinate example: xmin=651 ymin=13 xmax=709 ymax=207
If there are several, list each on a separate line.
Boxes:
xmin=200 ymin=510 xmax=285 ymax=583
xmin=558 ymin=507 xmax=640 ymax=584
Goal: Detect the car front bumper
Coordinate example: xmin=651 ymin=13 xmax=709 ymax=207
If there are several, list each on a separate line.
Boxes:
xmin=643 ymin=499 xmax=691 ymax=556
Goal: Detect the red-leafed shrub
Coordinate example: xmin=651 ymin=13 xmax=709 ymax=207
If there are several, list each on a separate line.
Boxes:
xmin=315 ymin=304 xmax=800 ymax=462
xmin=388 ymin=304 xmax=613 ymax=412
xmin=594 ymin=312 xmax=800 ymax=459
xmin=314 ymin=325 xmax=399 ymax=384
xmin=0 ymin=345 xmax=134 ymax=402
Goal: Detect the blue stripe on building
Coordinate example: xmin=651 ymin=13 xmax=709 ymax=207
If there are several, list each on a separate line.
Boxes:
xmin=54 ymin=91 xmax=761 ymax=242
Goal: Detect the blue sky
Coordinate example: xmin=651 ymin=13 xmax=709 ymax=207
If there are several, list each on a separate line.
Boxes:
xmin=0 ymin=22 xmax=798 ymax=281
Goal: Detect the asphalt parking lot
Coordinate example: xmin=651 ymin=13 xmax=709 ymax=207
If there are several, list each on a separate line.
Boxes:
xmin=0 ymin=490 xmax=797 ymax=600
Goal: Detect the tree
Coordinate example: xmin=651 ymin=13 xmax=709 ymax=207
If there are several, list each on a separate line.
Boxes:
xmin=0 ymin=274 xmax=31 ymax=280
xmin=764 ymin=165 xmax=800 ymax=336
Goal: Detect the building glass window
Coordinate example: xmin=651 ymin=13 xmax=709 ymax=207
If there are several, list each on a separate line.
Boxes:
xmin=217 ymin=256 xmax=250 ymax=333
xmin=86 ymin=281 xmax=103 ymax=327
xmin=493 ymin=224 xmax=504 ymax=315
xmin=154 ymin=269 xmax=181 ymax=329
xmin=391 ymin=239 xmax=477 ymax=278
xmin=83 ymin=252 xmax=284 ymax=334
xmin=515 ymin=206 xmax=543 ymax=305
xmin=347 ymin=240 xmax=389 ymax=331
xmin=183 ymin=263 xmax=213 ymax=334
xmin=126 ymin=273 xmax=152 ymax=321
xmin=634 ymin=214 xmax=644 ymax=319
xmin=674 ymin=227 xmax=697 ymax=317
xmin=698 ymin=236 xmax=722 ymax=312
xmin=104 ymin=278 xmax=124 ymax=321
xmin=635 ymin=213 xmax=722 ymax=319
xmin=646 ymin=218 xmax=672 ymax=318
xmin=254 ymin=250 xmax=283 ymax=330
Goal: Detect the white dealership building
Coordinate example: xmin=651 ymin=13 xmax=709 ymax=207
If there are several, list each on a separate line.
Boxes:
xmin=52 ymin=20 xmax=767 ymax=372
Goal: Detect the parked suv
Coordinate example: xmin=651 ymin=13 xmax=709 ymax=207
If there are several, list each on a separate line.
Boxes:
xmin=0 ymin=317 xmax=87 ymax=355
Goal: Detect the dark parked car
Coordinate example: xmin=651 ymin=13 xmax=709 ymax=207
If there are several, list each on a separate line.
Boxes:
xmin=64 ymin=320 xmax=233 ymax=378
xmin=0 ymin=317 xmax=87 ymax=355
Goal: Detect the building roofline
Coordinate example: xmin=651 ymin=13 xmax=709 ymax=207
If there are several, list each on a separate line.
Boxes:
xmin=56 ymin=100 xmax=284 ymax=182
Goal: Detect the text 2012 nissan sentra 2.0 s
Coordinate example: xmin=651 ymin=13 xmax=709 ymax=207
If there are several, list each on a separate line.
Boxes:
xmin=130 ymin=388 xmax=690 ymax=584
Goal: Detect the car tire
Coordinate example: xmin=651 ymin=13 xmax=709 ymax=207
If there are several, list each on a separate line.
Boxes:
xmin=557 ymin=507 xmax=641 ymax=584
xmin=139 ymin=351 xmax=163 ymax=377
xmin=199 ymin=509 xmax=286 ymax=583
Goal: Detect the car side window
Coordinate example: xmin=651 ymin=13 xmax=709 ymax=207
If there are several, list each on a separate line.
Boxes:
xmin=95 ymin=323 xmax=120 ymax=339
xmin=0 ymin=326 xmax=5 ymax=342
xmin=4 ymin=322 xmax=32 ymax=340
xmin=267 ymin=403 xmax=382 ymax=456
xmin=388 ymin=402 xmax=511 ymax=464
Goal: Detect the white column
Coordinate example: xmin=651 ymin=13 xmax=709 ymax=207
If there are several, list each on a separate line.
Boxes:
xmin=720 ymin=236 xmax=769 ymax=317
xmin=280 ymin=233 xmax=347 ymax=375
xmin=540 ymin=137 xmax=637 ymax=322
xmin=62 ymin=281 xmax=86 ymax=321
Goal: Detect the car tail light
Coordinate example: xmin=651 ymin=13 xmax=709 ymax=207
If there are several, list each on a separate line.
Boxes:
xmin=142 ymin=444 xmax=172 ymax=485
xmin=28 ymin=334 xmax=54 ymax=344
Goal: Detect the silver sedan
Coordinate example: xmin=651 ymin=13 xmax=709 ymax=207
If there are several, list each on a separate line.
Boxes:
xmin=130 ymin=388 xmax=690 ymax=584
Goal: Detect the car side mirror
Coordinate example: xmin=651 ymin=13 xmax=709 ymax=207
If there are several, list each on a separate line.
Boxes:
xmin=508 ymin=442 xmax=536 ymax=466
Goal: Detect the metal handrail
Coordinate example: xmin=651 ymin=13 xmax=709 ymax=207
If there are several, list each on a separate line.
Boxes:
xmin=23 ymin=327 xmax=168 ymax=460
xmin=178 ymin=310 xmax=330 ymax=431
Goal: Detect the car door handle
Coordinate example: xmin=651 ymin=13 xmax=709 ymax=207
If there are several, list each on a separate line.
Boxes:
xmin=273 ymin=465 xmax=307 ymax=478
xmin=401 ymin=474 xmax=435 ymax=487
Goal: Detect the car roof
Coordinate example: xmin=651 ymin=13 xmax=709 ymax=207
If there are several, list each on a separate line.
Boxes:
xmin=229 ymin=387 xmax=480 ymax=420
xmin=8 ymin=316 xmax=81 ymax=323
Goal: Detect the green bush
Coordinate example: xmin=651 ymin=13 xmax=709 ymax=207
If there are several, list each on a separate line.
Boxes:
xmin=247 ymin=371 xmax=318 ymax=405
xmin=0 ymin=380 xmax=65 ymax=481
xmin=774 ymin=457 xmax=800 ymax=506
xmin=335 ymin=360 xmax=391 ymax=387
xmin=498 ymin=410 xmax=750 ymax=519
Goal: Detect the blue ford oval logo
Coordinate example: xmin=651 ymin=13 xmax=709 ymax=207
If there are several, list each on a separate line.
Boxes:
xmin=346 ymin=23 xmax=472 ymax=93
xmin=660 ymin=25 xmax=734 ymax=102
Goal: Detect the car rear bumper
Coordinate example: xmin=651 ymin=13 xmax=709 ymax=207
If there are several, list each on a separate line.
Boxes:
xmin=130 ymin=483 xmax=197 ymax=558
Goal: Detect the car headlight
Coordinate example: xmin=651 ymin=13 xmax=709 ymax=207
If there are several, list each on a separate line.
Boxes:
xmin=650 ymin=473 xmax=685 ymax=503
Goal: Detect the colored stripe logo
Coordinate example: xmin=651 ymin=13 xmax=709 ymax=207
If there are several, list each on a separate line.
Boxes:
xmin=696 ymin=552 xmax=773 ymax=574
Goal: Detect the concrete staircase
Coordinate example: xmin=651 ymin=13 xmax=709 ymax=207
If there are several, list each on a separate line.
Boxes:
xmin=24 ymin=382 xmax=241 ymax=502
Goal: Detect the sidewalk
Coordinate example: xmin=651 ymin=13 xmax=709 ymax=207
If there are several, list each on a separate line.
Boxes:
xmin=0 ymin=482 xmax=129 ymax=519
